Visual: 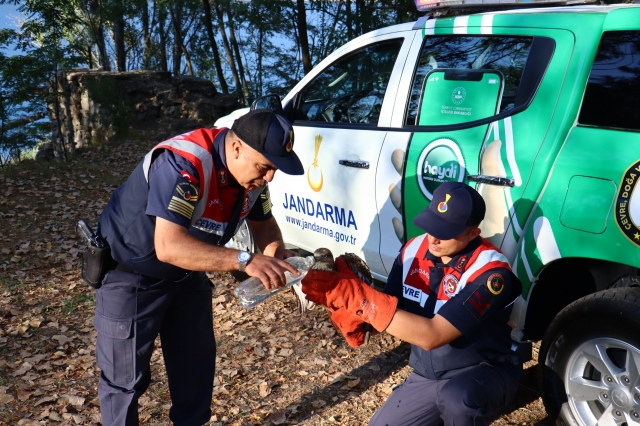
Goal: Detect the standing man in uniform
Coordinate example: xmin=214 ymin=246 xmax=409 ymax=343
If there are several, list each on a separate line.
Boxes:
xmin=94 ymin=110 xmax=303 ymax=425
xmin=302 ymin=182 xmax=523 ymax=426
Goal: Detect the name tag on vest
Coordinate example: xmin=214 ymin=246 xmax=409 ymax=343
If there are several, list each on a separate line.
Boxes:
xmin=403 ymin=284 xmax=429 ymax=307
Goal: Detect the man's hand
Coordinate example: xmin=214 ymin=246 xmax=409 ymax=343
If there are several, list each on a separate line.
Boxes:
xmin=301 ymin=257 xmax=398 ymax=332
xmin=273 ymin=247 xmax=298 ymax=260
xmin=245 ymin=253 xmax=299 ymax=290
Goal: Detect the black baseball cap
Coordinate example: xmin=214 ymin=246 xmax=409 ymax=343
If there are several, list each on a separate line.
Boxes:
xmin=231 ymin=109 xmax=304 ymax=175
xmin=413 ymin=182 xmax=486 ymax=240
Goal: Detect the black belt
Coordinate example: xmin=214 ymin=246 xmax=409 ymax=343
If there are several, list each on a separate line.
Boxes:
xmin=115 ymin=263 xmax=134 ymax=273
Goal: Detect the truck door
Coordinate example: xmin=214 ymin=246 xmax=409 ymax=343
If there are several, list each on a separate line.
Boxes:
xmin=396 ymin=29 xmax=573 ymax=264
xmin=269 ymin=32 xmax=413 ymax=279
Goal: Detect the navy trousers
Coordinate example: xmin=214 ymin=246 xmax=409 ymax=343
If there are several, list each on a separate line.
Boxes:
xmin=94 ymin=270 xmax=215 ymax=426
xmin=369 ymin=362 xmax=521 ymax=426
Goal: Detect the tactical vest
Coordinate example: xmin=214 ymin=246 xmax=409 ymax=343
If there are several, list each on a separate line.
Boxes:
xmin=401 ymin=234 xmax=512 ymax=313
xmin=399 ymin=235 xmax=520 ymax=379
xmin=98 ymin=128 xmax=262 ymax=280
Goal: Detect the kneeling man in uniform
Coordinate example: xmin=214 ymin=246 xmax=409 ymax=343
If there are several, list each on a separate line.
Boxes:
xmin=302 ymin=182 xmax=522 ymax=426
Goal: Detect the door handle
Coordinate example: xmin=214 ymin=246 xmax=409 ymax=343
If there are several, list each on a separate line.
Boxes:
xmin=466 ymin=175 xmax=515 ymax=187
xmin=339 ymin=159 xmax=370 ymax=169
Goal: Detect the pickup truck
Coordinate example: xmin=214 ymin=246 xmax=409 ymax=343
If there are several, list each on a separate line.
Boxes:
xmin=216 ymin=3 xmax=640 ymax=425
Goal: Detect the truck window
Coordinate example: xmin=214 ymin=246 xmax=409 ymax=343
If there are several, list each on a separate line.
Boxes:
xmin=579 ymin=31 xmax=640 ymax=132
xmin=297 ymin=39 xmax=403 ymax=125
xmin=405 ymin=36 xmax=535 ymax=125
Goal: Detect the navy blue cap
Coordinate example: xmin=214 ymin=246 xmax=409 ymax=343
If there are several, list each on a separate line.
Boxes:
xmin=413 ymin=182 xmax=485 ymax=240
xmin=231 ymin=109 xmax=304 ymax=175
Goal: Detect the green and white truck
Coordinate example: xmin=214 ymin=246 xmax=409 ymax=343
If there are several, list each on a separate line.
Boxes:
xmin=217 ymin=3 xmax=640 ymax=424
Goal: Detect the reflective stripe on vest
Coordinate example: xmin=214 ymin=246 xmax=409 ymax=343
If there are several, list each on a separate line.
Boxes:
xmin=139 ymin=129 xmax=261 ymax=239
xmin=401 ymin=236 xmax=512 ymax=313
xmin=142 ymin=136 xmax=215 ymax=226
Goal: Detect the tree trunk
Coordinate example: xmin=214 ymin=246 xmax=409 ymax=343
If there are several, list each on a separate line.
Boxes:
xmin=155 ymin=1 xmax=168 ymax=72
xmin=169 ymin=7 xmax=194 ymax=76
xmin=212 ymin=0 xmax=244 ymax=104
xmin=296 ymin=0 xmax=312 ymax=75
xmin=171 ymin=3 xmax=183 ymax=76
xmin=142 ymin=0 xmax=152 ymax=69
xmin=113 ymin=0 xmax=126 ymax=71
xmin=89 ymin=0 xmax=111 ymax=70
xmin=346 ymin=0 xmax=353 ymax=40
xmin=224 ymin=4 xmax=250 ymax=103
xmin=257 ymin=12 xmax=263 ymax=96
xmin=323 ymin=0 xmax=343 ymax=59
xmin=201 ymin=0 xmax=228 ymax=93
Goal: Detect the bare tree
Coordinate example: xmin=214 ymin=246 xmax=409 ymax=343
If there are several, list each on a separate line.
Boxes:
xmin=112 ymin=0 xmax=126 ymax=71
xmin=296 ymin=0 xmax=312 ymax=75
xmin=87 ymin=0 xmax=111 ymax=70
xmin=224 ymin=4 xmax=250 ymax=102
xmin=201 ymin=0 xmax=229 ymax=93
xmin=212 ymin=0 xmax=244 ymax=104
xmin=169 ymin=5 xmax=195 ymax=75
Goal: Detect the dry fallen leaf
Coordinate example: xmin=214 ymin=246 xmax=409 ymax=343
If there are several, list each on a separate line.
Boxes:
xmin=17 ymin=389 xmax=33 ymax=401
xmin=348 ymin=377 xmax=361 ymax=388
xmin=68 ymin=395 xmax=85 ymax=406
xmin=0 ymin=393 xmax=15 ymax=404
xmin=268 ymin=410 xmax=287 ymax=425
xmin=259 ymin=381 xmax=271 ymax=397
xmin=12 ymin=361 xmax=33 ymax=376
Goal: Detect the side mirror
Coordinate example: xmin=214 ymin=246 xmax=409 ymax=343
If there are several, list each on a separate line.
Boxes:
xmin=250 ymin=94 xmax=283 ymax=114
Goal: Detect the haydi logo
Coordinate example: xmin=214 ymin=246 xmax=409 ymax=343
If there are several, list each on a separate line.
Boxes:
xmin=416 ymin=139 xmax=466 ymax=200
xmin=423 ymin=161 xmax=458 ymax=180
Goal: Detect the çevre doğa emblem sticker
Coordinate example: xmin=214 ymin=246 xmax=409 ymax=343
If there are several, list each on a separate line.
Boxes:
xmin=616 ymin=160 xmax=640 ymax=247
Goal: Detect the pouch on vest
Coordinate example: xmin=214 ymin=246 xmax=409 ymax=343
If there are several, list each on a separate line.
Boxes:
xmin=76 ymin=220 xmax=115 ymax=289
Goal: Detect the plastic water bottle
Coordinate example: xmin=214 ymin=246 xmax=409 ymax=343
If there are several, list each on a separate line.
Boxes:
xmin=234 ymin=256 xmax=315 ymax=309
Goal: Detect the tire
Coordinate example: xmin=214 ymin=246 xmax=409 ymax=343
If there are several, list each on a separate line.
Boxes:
xmin=225 ymin=221 xmax=256 ymax=281
xmin=539 ymin=287 xmax=640 ymax=426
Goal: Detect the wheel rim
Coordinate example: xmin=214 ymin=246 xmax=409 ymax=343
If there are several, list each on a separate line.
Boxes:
xmin=224 ymin=221 xmax=255 ymax=252
xmin=565 ymin=337 xmax=640 ymax=426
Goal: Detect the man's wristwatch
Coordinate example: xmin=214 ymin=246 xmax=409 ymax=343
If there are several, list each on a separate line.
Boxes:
xmin=237 ymin=251 xmax=252 ymax=272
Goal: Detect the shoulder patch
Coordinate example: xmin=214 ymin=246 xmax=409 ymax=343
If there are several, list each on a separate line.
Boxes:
xmin=168 ymin=176 xmax=199 ymax=219
xmin=463 ymin=286 xmax=496 ymax=320
xmin=487 ymin=273 xmax=505 ymax=295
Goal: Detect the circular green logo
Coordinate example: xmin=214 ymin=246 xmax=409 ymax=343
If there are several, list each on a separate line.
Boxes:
xmin=416 ymin=139 xmax=465 ymax=200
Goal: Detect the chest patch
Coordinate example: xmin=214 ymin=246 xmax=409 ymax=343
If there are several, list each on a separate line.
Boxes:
xmin=442 ymin=274 xmax=459 ymax=298
xmin=402 ymin=284 xmax=429 ymax=307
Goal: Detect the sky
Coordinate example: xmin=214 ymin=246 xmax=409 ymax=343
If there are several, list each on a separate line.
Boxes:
xmin=1 ymin=3 xmax=24 ymax=56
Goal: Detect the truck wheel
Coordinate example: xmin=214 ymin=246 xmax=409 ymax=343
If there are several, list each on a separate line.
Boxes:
xmin=539 ymin=288 xmax=640 ymax=426
xmin=225 ymin=221 xmax=255 ymax=281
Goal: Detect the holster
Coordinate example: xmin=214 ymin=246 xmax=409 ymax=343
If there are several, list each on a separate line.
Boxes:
xmin=79 ymin=244 xmax=114 ymax=289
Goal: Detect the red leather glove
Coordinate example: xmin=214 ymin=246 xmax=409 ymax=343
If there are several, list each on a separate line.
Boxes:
xmin=329 ymin=309 xmax=366 ymax=348
xmin=301 ymin=258 xmax=398 ymax=332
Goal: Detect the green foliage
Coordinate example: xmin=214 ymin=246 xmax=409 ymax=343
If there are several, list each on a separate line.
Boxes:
xmin=1 ymin=0 xmax=420 ymax=161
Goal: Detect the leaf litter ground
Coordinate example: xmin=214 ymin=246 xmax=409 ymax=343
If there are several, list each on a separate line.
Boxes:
xmin=0 ymin=126 xmax=553 ymax=425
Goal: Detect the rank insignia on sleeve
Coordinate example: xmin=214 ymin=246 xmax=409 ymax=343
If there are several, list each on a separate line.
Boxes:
xmin=487 ymin=273 xmax=505 ymax=295
xmin=168 ymin=179 xmax=199 ymax=219
xmin=261 ymin=186 xmax=272 ymax=214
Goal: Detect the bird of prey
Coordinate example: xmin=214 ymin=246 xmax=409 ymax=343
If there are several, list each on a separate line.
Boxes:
xmin=291 ymin=249 xmax=375 ymax=344
xmin=291 ymin=248 xmax=335 ymax=314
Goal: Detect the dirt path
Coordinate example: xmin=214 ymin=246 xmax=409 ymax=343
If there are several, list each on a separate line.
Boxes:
xmin=0 ymin=130 xmax=552 ymax=425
